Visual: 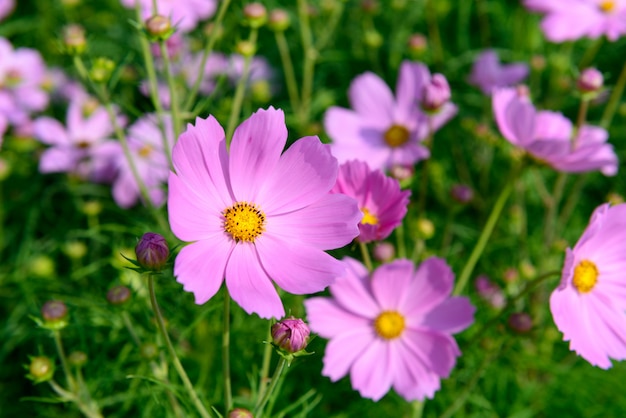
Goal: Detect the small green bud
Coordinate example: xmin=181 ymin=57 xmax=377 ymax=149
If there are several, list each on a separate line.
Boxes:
xmin=89 ymin=57 xmax=115 ymax=84
xmin=416 ymin=218 xmax=435 ymax=240
xmin=63 ymin=241 xmax=87 ymax=260
xmin=107 ymin=285 xmax=131 ymax=305
xmin=243 ymin=3 xmax=267 ymax=28
xmin=268 ymin=9 xmax=290 ymax=31
xmin=81 ymin=200 xmax=103 ymax=217
xmin=27 ymin=356 xmax=55 ymax=383
xmin=30 ymin=255 xmax=55 ymax=278
xmin=235 ymin=40 xmax=256 ymax=58
xmin=62 ymin=24 xmax=86 ymax=55
xmin=141 ymin=342 xmax=159 ymax=360
xmin=68 ymin=351 xmax=88 ymax=367
xmin=145 ymin=15 xmax=174 ymax=40
xmin=41 ymin=300 xmax=69 ymax=330
xmin=363 ymin=30 xmax=383 ymax=49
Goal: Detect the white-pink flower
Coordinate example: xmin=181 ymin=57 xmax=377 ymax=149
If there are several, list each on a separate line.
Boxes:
xmin=120 ymin=0 xmax=217 ymax=32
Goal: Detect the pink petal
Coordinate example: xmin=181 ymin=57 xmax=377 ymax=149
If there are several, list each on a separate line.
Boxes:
xmin=348 ymin=72 xmax=394 ymax=125
xmin=371 ymin=259 xmax=414 ymax=309
xmin=393 ymin=338 xmax=442 ymax=400
xmin=329 ymin=258 xmax=379 ymax=318
xmin=401 ymin=257 xmax=454 ymax=316
xmin=255 ymin=234 xmax=344 ymax=294
xmin=34 ymin=117 xmax=69 ymax=145
xmin=322 ymin=327 xmax=375 ymax=381
xmin=39 ymin=147 xmax=80 ymax=173
xmin=349 ymin=338 xmax=393 ymax=401
xmin=420 ymin=297 xmax=475 ymax=334
xmin=402 ymin=329 xmax=459 ymax=377
xmin=229 ymin=107 xmax=287 ymax=202
xmin=174 ymin=238 xmax=234 ymax=304
xmin=395 ymin=62 xmax=429 ymax=121
xmin=305 ymin=297 xmax=371 ymax=339
xmin=225 ymin=243 xmax=284 ymax=319
xmin=258 ymin=136 xmax=339 ymax=214
xmin=266 ymin=193 xmax=360 ymax=250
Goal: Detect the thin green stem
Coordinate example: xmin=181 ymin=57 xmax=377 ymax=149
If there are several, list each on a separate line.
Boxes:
xmin=314 ymin=2 xmax=344 ymax=51
xmin=543 ymin=172 xmax=567 ymax=248
xmin=48 ymin=380 xmax=103 ymax=418
xmin=411 ymin=400 xmax=425 ymax=418
xmin=183 ymin=0 xmax=232 ymax=112
xmin=417 ymin=117 xmax=434 ymax=215
xmin=396 ymin=223 xmax=407 ymax=259
xmin=454 ymin=166 xmax=520 ymax=296
xmin=148 ymin=274 xmax=212 ymax=418
xmin=159 ymin=40 xmax=182 ymax=140
xmin=225 ymin=28 xmax=258 ymax=145
xmin=253 ymin=357 xmax=287 ymax=418
xmin=256 ymin=330 xmax=273 ymax=407
xmin=53 ymin=330 xmax=76 ymax=392
xmin=297 ymin=0 xmax=316 ymax=128
xmin=274 ymin=30 xmax=301 ymax=116
xmin=425 ymin=0 xmax=444 ymax=66
xmin=578 ymin=37 xmax=603 ymax=70
xmin=600 ymin=59 xmax=626 ymax=129
xmin=359 ymin=241 xmax=373 ymax=272
xmin=222 ymin=290 xmax=233 ymax=413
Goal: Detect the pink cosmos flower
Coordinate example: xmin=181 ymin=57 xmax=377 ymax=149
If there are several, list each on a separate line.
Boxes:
xmin=112 ymin=114 xmax=173 ymax=208
xmin=305 ymin=257 xmax=475 ymax=401
xmin=331 ymin=160 xmax=410 ymax=243
xmin=551 ymin=203 xmax=626 ymax=368
xmin=468 ymin=49 xmax=529 ymax=95
xmin=493 ymin=87 xmax=618 ymax=175
xmin=168 ymin=107 xmax=361 ymax=319
xmin=524 ymin=0 xmax=626 ymax=42
xmin=120 ymin=0 xmax=217 ymax=32
xmin=324 ymin=61 xmax=457 ymax=171
xmin=33 ymin=95 xmax=123 ymax=182
xmin=0 ymin=0 xmax=15 ymax=22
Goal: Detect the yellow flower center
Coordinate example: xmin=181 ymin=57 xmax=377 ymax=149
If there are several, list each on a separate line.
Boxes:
xmin=599 ymin=0 xmax=616 ymax=12
xmin=223 ymin=202 xmax=266 ymax=243
xmin=383 ymin=124 xmax=410 ymax=148
xmin=572 ymin=259 xmax=598 ymax=294
xmin=361 ymin=207 xmax=379 ymax=225
xmin=138 ymin=145 xmax=153 ymax=158
xmin=82 ymin=98 xmax=100 ymax=118
xmin=374 ymin=310 xmax=405 ymax=340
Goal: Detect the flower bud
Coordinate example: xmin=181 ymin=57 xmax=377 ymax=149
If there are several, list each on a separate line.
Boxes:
xmin=107 ymin=285 xmax=132 ymax=305
xmin=271 ymin=317 xmax=310 ymax=353
xmin=81 ymin=200 xmax=103 ymax=216
xmin=363 ymin=30 xmax=383 ymax=49
xmin=475 ymin=275 xmax=505 ymax=309
xmin=415 ymin=218 xmax=435 ymax=240
xmin=450 ymin=184 xmax=474 ymax=204
xmin=268 ymin=9 xmax=290 ymax=31
xmin=63 ymin=241 xmax=87 ymax=260
xmin=373 ymin=242 xmax=395 ymax=263
xmin=361 ymin=0 xmax=380 ymax=14
xmin=62 ymin=24 xmax=87 ymax=55
xmin=407 ymin=33 xmax=428 ymax=56
xmin=244 ymin=3 xmax=267 ymax=28
xmin=508 ymin=312 xmax=532 ymax=333
xmin=30 ymin=255 xmax=55 ymax=278
xmin=530 ymin=55 xmax=546 ymax=71
xmin=389 ymin=164 xmax=414 ymax=183
xmin=235 ymin=40 xmax=256 ymax=58
xmin=41 ymin=300 xmax=68 ymax=329
xmin=228 ymin=408 xmax=254 ymax=418
xmin=135 ymin=232 xmax=169 ymax=271
xmin=27 ymin=356 xmax=55 ymax=383
xmin=68 ymin=351 xmax=88 ymax=367
xmin=421 ymin=74 xmax=451 ymax=112
xmin=577 ymin=68 xmax=603 ymax=93
xmin=145 ymin=15 xmax=173 ymax=40
xmin=89 ymin=57 xmax=115 ymax=84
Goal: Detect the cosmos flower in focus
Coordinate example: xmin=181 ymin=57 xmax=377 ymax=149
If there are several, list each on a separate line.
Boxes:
xmin=493 ymin=87 xmax=618 ymax=175
xmin=324 ymin=61 xmax=457 ymax=171
xmin=305 ymin=257 xmax=475 ymax=401
xmin=523 ymin=0 xmax=626 ymax=42
xmin=331 ymin=160 xmax=410 ymax=243
xmin=551 ymin=203 xmax=626 ymax=368
xmin=468 ymin=49 xmax=529 ymax=95
xmin=168 ymin=107 xmax=360 ymax=319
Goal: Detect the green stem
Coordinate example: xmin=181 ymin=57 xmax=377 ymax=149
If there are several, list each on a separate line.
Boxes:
xmin=578 ymin=37 xmax=603 ymax=70
xmin=314 ymin=2 xmax=344 ymax=51
xmin=600 ymin=59 xmax=626 ymax=129
xmin=411 ymin=400 xmax=425 ymax=418
xmin=53 ymin=330 xmax=76 ymax=392
xmin=297 ymin=0 xmax=316 ymax=128
xmin=48 ymin=380 xmax=103 ymax=418
xmin=225 ymin=28 xmax=258 ymax=145
xmin=183 ymin=0 xmax=232 ymax=112
xmin=274 ymin=30 xmax=301 ymax=117
xmin=253 ymin=357 xmax=287 ymax=418
xmin=222 ymin=291 xmax=233 ymax=413
xmin=148 ymin=274 xmax=212 ymax=418
xmin=396 ymin=223 xmax=407 ymax=259
xmin=453 ymin=167 xmax=519 ymax=296
xmin=543 ymin=172 xmax=567 ymax=248
xmin=256 ymin=330 xmax=274 ymax=406
xmin=425 ymin=0 xmax=444 ymax=66
xmin=359 ymin=241 xmax=373 ymax=272
xmin=159 ymin=40 xmax=182 ymax=140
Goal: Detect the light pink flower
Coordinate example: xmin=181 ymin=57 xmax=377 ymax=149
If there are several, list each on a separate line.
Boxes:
xmin=112 ymin=114 xmax=173 ymax=208
xmin=493 ymin=87 xmax=618 ymax=175
xmin=120 ymin=0 xmax=217 ymax=32
xmin=524 ymin=0 xmax=626 ymax=42
xmin=468 ymin=49 xmax=529 ymax=95
xmin=168 ymin=107 xmax=361 ymax=319
xmin=551 ymin=203 xmax=626 ymax=368
xmin=331 ymin=160 xmax=410 ymax=243
xmin=33 ymin=95 xmax=122 ymax=182
xmin=0 ymin=0 xmax=15 ymax=21
xmin=324 ymin=61 xmax=457 ymax=171
xmin=305 ymin=257 xmax=475 ymax=401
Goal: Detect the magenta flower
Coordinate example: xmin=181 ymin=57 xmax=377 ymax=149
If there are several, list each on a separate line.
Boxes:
xmin=551 ymin=203 xmax=626 ymax=368
xmin=493 ymin=87 xmax=618 ymax=175
xmin=112 ymin=114 xmax=173 ymax=208
xmin=331 ymin=160 xmax=410 ymax=243
xmin=468 ymin=49 xmax=529 ymax=95
xmin=324 ymin=61 xmax=457 ymax=171
xmin=120 ymin=0 xmax=217 ymax=32
xmin=0 ymin=0 xmax=14 ymax=21
xmin=524 ymin=0 xmax=626 ymax=42
xmin=168 ymin=107 xmax=361 ymax=319
xmin=305 ymin=257 xmax=475 ymax=401
xmin=33 ymin=95 xmax=123 ymax=182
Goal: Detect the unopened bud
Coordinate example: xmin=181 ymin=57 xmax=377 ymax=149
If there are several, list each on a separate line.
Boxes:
xmin=244 ymin=3 xmax=267 ymax=28
xmin=62 ymin=24 xmax=86 ymax=55
xmin=450 ymin=184 xmax=473 ymax=204
xmin=530 ymin=55 xmax=546 ymax=71
xmin=107 ymin=285 xmax=132 ymax=305
xmin=68 ymin=351 xmax=88 ymax=367
xmin=363 ymin=30 xmax=383 ymax=49
xmin=145 ymin=15 xmax=173 ymax=39
xmin=271 ymin=317 xmax=310 ymax=353
xmin=268 ymin=9 xmax=290 ymax=31
xmin=141 ymin=342 xmax=159 ymax=359
xmin=416 ymin=218 xmax=435 ymax=240
xmin=235 ymin=40 xmax=256 ymax=58
xmin=389 ymin=164 xmax=414 ymax=183
xmin=81 ymin=200 xmax=103 ymax=217
xmin=135 ymin=233 xmax=170 ymax=272
xmin=373 ymin=242 xmax=395 ymax=262
xmin=63 ymin=241 xmax=87 ymax=260
xmin=508 ymin=312 xmax=532 ymax=333
xmin=577 ymin=68 xmax=604 ymax=94
xmin=41 ymin=300 xmax=68 ymax=328
xmin=28 ymin=356 xmax=55 ymax=383
xmin=89 ymin=57 xmax=115 ymax=84
xmin=361 ymin=0 xmax=380 ymax=14
xmin=475 ymin=275 xmax=505 ymax=309
xmin=407 ymin=34 xmax=428 ymax=56
xmin=228 ymin=408 xmax=254 ymax=418
xmin=421 ymin=74 xmax=451 ymax=112
xmin=30 ymin=255 xmax=55 ymax=278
